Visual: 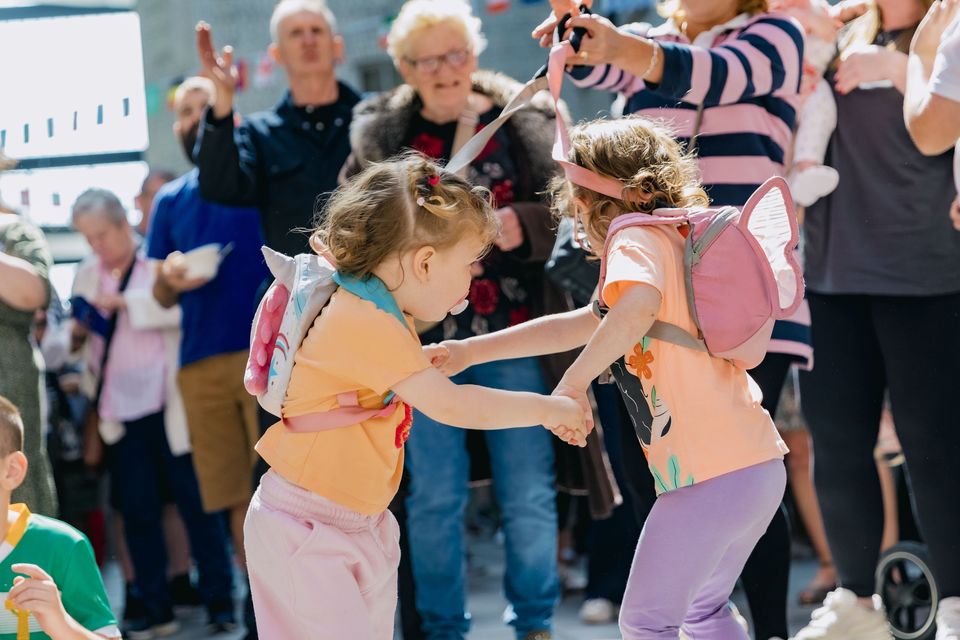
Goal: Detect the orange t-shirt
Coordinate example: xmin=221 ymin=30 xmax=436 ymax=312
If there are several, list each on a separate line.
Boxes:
xmin=602 ymin=225 xmax=788 ymax=494
xmin=255 ymin=288 xmax=431 ymax=515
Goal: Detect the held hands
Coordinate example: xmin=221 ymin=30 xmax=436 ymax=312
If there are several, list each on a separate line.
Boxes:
xmin=160 ymin=251 xmax=210 ymax=293
xmin=423 ymin=340 xmax=471 ymax=377
xmin=911 ymin=0 xmax=960 ymax=62
xmin=195 ymin=21 xmax=237 ymax=119
xmin=542 ymin=394 xmax=590 ymax=447
xmin=6 ymin=564 xmax=71 ymax=638
xmin=546 ymin=380 xmax=595 ymax=448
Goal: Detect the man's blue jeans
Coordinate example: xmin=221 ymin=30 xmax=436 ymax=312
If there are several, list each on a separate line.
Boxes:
xmin=405 ymin=357 xmax=559 ymax=639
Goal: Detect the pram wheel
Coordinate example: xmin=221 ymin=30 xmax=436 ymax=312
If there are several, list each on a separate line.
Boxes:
xmin=875 ymin=541 xmax=938 ymax=640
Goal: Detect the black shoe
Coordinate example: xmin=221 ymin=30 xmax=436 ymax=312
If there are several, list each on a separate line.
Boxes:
xmin=207 ymin=598 xmax=237 ymax=634
xmin=123 ymin=607 xmax=179 ymax=640
xmin=169 ymin=573 xmax=203 ymax=609
xmin=122 ymin=583 xmax=149 ymax=623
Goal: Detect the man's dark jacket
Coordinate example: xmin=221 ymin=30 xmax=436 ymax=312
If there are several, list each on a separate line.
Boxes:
xmin=196 ymin=83 xmax=361 ymax=257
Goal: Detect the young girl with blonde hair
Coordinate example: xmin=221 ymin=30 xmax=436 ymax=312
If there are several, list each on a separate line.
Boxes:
xmin=430 ymin=117 xmax=789 ymax=640
xmin=243 ymin=153 xmax=588 ymax=640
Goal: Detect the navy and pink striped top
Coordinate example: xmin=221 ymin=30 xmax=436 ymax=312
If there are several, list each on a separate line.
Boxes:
xmin=569 ymin=12 xmax=812 ymax=366
xmin=570 ymin=12 xmax=805 ymax=207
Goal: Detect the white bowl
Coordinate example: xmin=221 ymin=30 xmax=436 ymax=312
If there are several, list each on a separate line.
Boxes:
xmin=181 ymin=243 xmax=223 ymax=280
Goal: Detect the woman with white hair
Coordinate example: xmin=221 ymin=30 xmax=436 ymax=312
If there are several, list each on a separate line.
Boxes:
xmin=70 ymin=189 xmax=235 ymax=639
xmin=347 ymin=2 xmax=576 ymax=638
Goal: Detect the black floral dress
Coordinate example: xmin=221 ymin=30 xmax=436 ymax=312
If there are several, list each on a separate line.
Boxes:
xmin=407 ymin=108 xmax=536 ymax=343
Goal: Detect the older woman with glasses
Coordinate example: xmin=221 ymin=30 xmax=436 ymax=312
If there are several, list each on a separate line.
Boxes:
xmin=345 ymin=1 xmax=583 ymax=638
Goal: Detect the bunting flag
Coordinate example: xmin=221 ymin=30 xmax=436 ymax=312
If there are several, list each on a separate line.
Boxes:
xmin=0 ymin=95 xmax=141 ymax=148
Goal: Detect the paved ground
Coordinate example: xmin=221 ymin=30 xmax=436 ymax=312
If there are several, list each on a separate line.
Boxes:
xmin=102 ymin=533 xmax=821 ymax=639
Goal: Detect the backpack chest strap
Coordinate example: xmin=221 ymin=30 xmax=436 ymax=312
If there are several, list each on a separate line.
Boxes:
xmin=282 ymin=392 xmax=401 ymax=433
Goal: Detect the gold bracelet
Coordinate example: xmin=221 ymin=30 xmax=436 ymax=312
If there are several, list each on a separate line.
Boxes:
xmin=640 ymin=40 xmax=660 ymax=79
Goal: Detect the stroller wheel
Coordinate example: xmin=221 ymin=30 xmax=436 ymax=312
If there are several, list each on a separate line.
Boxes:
xmin=875 ymin=541 xmax=939 ymax=640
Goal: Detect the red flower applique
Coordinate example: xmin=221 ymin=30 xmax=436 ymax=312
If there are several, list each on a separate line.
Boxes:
xmin=491 ymin=179 xmax=515 ymax=207
xmin=394 ymin=402 xmax=413 ymax=449
xmin=411 ymin=133 xmax=445 ymax=159
xmin=469 ymin=279 xmax=500 ymax=315
xmin=508 ymin=306 xmax=530 ymax=326
xmin=627 ymin=342 xmax=655 ymax=379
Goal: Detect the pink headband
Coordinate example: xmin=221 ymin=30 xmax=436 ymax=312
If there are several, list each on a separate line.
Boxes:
xmin=547 ymin=42 xmax=630 ymax=201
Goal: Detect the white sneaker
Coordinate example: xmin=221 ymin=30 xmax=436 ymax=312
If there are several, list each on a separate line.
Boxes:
xmin=579 ymin=598 xmax=619 ymax=624
xmin=788 ymin=164 xmax=840 ymax=207
xmin=791 ymin=588 xmax=893 ymax=639
xmin=937 ymin=596 xmax=960 ymax=640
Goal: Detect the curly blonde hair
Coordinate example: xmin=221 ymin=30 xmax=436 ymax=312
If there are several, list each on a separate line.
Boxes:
xmin=387 ymin=0 xmax=486 ymax=66
xmin=312 ymin=153 xmax=498 ymax=279
xmin=550 ymin=117 xmax=708 ymax=248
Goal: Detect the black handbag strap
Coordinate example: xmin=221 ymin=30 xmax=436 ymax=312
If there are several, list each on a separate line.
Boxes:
xmin=93 ymin=252 xmax=138 ymax=406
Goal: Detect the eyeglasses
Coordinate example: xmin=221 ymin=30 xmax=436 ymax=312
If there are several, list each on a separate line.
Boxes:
xmin=404 ymin=48 xmax=470 ymax=74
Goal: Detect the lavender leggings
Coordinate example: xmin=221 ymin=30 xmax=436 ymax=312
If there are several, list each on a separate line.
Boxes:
xmin=619 ymin=459 xmax=786 ymax=640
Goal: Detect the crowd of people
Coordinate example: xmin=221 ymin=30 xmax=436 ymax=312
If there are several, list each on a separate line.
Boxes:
xmin=0 ymin=0 xmax=959 ymax=638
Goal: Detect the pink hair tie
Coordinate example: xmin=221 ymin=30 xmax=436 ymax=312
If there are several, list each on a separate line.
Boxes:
xmin=416 ymin=196 xmax=426 ymax=207
xmin=427 ymin=175 xmax=440 ymax=186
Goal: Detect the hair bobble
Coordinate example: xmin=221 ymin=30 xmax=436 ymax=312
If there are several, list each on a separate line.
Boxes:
xmin=427 ymin=175 xmax=440 ymax=186
xmin=416 ymin=196 xmax=426 ymax=207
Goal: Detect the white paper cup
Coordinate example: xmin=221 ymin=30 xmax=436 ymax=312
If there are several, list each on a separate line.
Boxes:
xmin=182 ymin=243 xmax=223 ymax=280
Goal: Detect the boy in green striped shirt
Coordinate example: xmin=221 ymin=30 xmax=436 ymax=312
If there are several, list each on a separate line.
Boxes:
xmin=0 ymin=396 xmax=118 ymax=639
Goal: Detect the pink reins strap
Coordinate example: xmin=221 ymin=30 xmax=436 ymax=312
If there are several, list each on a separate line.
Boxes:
xmin=282 ymin=392 xmax=399 ymax=433
xmin=447 ymin=42 xmax=627 ymax=201
xmin=546 ymin=43 xmax=628 ymax=199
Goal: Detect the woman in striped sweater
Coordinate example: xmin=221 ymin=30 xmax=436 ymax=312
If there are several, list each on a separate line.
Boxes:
xmin=534 ymin=2 xmax=806 ymax=638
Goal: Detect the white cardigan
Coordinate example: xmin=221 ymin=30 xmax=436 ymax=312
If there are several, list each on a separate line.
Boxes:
xmin=72 ymin=253 xmax=191 ymax=455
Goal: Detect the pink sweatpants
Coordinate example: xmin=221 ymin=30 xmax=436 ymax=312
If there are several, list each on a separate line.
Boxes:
xmin=244 ymin=470 xmax=400 ymax=640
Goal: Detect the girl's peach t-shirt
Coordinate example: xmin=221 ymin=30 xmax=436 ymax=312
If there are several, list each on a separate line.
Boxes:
xmin=602 ymin=225 xmax=788 ymax=494
xmin=256 ymin=288 xmax=431 ymax=515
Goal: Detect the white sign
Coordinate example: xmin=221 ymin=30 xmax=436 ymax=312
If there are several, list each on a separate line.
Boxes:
xmin=0 ymin=11 xmax=149 ymax=159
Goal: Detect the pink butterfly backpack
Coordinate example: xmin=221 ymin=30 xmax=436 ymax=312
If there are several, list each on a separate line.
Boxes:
xmin=447 ymin=41 xmax=805 ymax=369
xmin=595 ymin=178 xmax=804 ymax=369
